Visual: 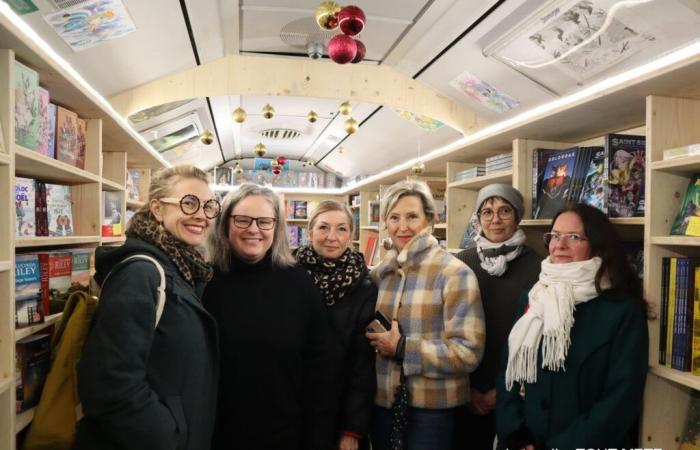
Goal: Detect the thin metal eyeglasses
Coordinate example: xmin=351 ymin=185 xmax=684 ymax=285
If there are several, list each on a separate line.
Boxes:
xmin=230 ymin=215 xmax=277 ymax=230
xmin=159 ymin=194 xmax=221 ymax=219
xmin=478 ymin=206 xmax=514 ymax=222
xmin=543 ymin=232 xmax=588 ymax=246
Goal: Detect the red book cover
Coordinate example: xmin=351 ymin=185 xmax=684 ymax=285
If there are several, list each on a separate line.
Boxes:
xmin=364 ymin=236 xmax=378 ymax=266
xmin=38 ymin=252 xmax=72 ymax=315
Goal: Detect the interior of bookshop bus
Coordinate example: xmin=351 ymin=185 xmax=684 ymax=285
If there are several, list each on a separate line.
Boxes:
xmin=4 ymin=0 xmax=700 ymax=449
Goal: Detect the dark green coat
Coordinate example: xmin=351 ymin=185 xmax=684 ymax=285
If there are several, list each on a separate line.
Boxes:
xmin=496 ymin=289 xmax=648 ymax=450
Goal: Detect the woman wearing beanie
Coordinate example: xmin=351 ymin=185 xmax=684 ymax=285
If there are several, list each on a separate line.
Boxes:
xmin=453 ymin=184 xmax=542 ymax=450
xmin=496 ymin=204 xmax=648 ymax=450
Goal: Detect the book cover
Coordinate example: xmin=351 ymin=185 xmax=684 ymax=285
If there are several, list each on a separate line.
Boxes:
xmin=364 ymin=235 xmax=378 ymax=266
xmin=15 ymin=177 xmax=36 ymax=238
xmin=285 ymin=200 xmax=295 ymax=219
xmin=38 ymin=251 xmax=72 ymax=315
xmin=215 ymin=167 xmax=232 ymax=185
xmin=532 ymin=148 xmax=561 ymax=218
xmin=661 ymin=257 xmax=670 ymax=366
xmin=46 ymin=103 xmax=56 ymax=159
xmin=287 ymin=225 xmax=299 ymax=248
xmin=369 ymin=201 xmax=380 ymax=226
xmin=126 ymin=168 xmax=149 ymax=201
xmin=35 ymin=181 xmax=49 ymax=237
xmin=671 ymin=174 xmax=700 ymax=236
xmin=579 ymin=147 xmax=607 ymax=213
xmin=692 ymin=263 xmax=700 ymax=375
xmin=69 ymin=248 xmax=91 ymax=291
xmin=668 ymin=257 xmax=678 ymax=369
xmin=567 ymin=146 xmax=593 ymax=204
xmin=534 ymin=148 xmax=577 ymax=219
xmin=75 ymin=117 xmax=87 ymax=169
xmin=103 ymin=191 xmax=124 ymax=236
xmin=606 ymin=134 xmax=646 ymax=217
xmin=14 ymin=60 xmax=40 ymax=150
xmin=55 ymin=106 xmax=79 ymax=167
xmin=15 ymin=334 xmax=51 ymax=413
xmin=46 ymin=183 xmax=73 ymax=236
xmin=15 ymin=253 xmax=43 ymax=328
xmin=294 ymin=201 xmax=308 ymax=219
xmin=35 ymin=87 xmax=51 ymax=156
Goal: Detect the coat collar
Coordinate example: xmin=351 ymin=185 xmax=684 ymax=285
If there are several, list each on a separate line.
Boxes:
xmin=373 ymin=227 xmax=438 ymax=280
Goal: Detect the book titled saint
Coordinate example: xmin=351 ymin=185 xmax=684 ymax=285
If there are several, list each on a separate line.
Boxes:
xmin=606 ymin=134 xmax=646 ymax=217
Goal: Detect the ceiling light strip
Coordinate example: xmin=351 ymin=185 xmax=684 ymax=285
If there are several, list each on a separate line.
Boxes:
xmin=0 ymin=3 xmax=170 ymax=167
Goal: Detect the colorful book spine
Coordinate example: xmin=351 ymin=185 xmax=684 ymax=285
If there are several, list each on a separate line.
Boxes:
xmin=667 ymin=257 xmax=678 ymax=368
xmin=15 ymin=177 xmax=36 ymax=238
xmin=660 ymin=257 xmax=670 ymax=365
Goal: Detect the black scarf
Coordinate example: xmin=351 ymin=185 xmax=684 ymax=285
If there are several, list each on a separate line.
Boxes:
xmin=295 ymin=245 xmax=367 ymax=306
xmin=126 ymin=211 xmax=213 ymax=286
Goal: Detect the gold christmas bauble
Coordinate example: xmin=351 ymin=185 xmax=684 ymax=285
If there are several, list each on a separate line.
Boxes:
xmin=234 ymin=162 xmax=243 ymax=174
xmin=232 ymin=107 xmax=247 ymax=123
xmin=262 ymin=104 xmax=275 ymax=120
xmin=411 ymin=161 xmax=426 ymax=175
xmin=338 ymin=146 xmax=344 ymax=154
xmin=200 ymin=130 xmax=214 ymax=145
xmin=315 ymin=1 xmax=341 ymax=30
xmin=339 ymin=101 xmax=352 ymax=116
xmin=254 ymin=142 xmax=267 ymax=157
xmin=307 ymin=110 xmax=318 ymax=123
xmin=344 ymin=117 xmax=359 ymax=134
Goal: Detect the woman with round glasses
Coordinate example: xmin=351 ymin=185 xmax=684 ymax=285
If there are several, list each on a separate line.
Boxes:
xmin=203 ymin=183 xmax=337 ymax=450
xmin=453 ymin=184 xmax=542 ymax=450
xmin=295 ymin=200 xmax=377 ymax=450
xmin=496 ymin=203 xmax=648 ymax=450
xmin=76 ymin=165 xmax=220 ymax=450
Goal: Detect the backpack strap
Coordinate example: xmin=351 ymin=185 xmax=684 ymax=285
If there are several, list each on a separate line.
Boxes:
xmin=104 ymin=254 xmax=167 ymax=328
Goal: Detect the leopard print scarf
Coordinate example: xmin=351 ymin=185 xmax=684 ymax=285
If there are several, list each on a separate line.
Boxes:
xmin=296 ymin=245 xmax=367 ymax=306
xmin=126 ymin=211 xmax=213 ymax=286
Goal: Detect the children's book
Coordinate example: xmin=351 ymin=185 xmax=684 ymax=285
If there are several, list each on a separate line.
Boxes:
xmin=671 ymin=174 xmax=700 ymax=236
xmin=15 ymin=253 xmax=43 ymax=327
xmin=55 ymin=106 xmax=79 ymax=167
xmin=606 ymin=134 xmax=646 ymax=217
xmin=14 ymin=61 xmax=40 ymax=150
xmin=35 ymin=87 xmax=51 ymax=156
xmin=46 ymin=183 xmax=73 ymax=237
xmin=15 ymin=177 xmax=36 ymax=238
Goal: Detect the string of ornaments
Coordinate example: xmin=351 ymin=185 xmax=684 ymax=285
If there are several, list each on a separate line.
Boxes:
xmin=316 ymin=2 xmax=366 ymax=64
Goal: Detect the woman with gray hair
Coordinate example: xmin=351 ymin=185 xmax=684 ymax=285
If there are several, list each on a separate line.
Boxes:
xmin=365 ymin=179 xmax=485 ymax=450
xmin=452 ymin=183 xmax=542 ymax=450
xmin=203 ymin=183 xmax=337 ymax=450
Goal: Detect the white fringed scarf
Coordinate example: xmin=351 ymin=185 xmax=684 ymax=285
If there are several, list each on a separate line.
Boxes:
xmin=505 ymin=256 xmax=608 ymax=390
xmin=475 ymin=228 xmax=527 ymax=277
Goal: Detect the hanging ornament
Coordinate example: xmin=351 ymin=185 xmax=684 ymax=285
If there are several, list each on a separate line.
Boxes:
xmin=272 ymin=165 xmax=282 ymax=175
xmin=351 ymin=39 xmax=366 ymax=64
xmin=200 ymin=130 xmax=214 ymax=145
xmin=277 ymin=156 xmax=287 ymax=166
xmin=234 ymin=162 xmax=243 ymax=175
xmin=344 ymin=117 xmax=359 ymax=134
xmin=307 ymin=110 xmax=319 ymax=123
xmin=232 ymin=107 xmax=247 ymax=123
xmin=315 ymin=1 xmax=341 ymax=30
xmin=262 ymin=104 xmax=275 ymax=119
xmin=254 ymin=142 xmax=267 ymax=157
xmin=338 ymin=5 xmax=366 ymax=36
xmin=339 ymin=101 xmax=352 ymax=116
xmin=271 ymin=157 xmax=279 ymax=167
xmin=328 ymin=35 xmax=357 ymax=64
xmin=338 ymin=146 xmax=345 ymax=154
xmin=411 ymin=160 xmax=425 ymax=176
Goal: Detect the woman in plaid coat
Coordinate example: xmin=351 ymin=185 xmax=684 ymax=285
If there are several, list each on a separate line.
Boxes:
xmin=366 ymin=180 xmax=485 ymax=450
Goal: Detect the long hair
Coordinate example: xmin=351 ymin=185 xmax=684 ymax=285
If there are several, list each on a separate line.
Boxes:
xmin=208 ymin=183 xmax=295 ymax=272
xmin=551 ymin=203 xmax=647 ymax=313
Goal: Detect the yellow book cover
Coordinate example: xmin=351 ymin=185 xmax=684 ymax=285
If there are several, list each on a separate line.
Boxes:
xmin=668 ymin=257 xmax=677 ymax=368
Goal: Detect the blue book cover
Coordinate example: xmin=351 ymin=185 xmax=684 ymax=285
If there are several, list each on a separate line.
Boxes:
xmin=15 ymin=253 xmax=43 ymax=327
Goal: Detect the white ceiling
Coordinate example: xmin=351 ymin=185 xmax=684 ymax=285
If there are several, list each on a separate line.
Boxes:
xmin=13 ymin=0 xmax=700 ymax=181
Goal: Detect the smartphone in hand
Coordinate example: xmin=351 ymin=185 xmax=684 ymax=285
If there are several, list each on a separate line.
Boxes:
xmin=366 ymin=310 xmax=392 ymax=333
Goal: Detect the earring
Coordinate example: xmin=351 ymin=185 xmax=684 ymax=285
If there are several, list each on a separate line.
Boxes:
xmin=381 ymin=237 xmax=393 ymax=250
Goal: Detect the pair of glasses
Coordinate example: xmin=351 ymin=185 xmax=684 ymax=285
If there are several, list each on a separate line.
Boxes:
xmin=230 ymin=215 xmax=276 ymax=230
xmin=160 ymin=194 xmax=221 ymax=219
xmin=478 ymin=206 xmax=514 ymax=222
xmin=543 ymin=232 xmax=588 ymax=246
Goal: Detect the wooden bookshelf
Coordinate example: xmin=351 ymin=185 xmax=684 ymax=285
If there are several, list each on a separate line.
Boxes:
xmin=650 ymin=154 xmax=700 ymax=174
xmin=360 ymin=225 xmax=379 ymax=231
xmin=649 ymin=236 xmax=700 ymax=246
xmin=447 ymin=170 xmax=513 ymax=189
xmin=0 ymin=153 xmax=9 ymax=166
xmin=0 ymin=261 xmax=9 ymax=272
xmin=0 ymin=376 xmax=11 ymax=396
xmin=15 ymin=236 xmax=101 ymax=248
xmin=102 ymin=236 xmax=126 ymax=244
xmin=14 ymin=313 xmax=62 ymax=342
xmin=649 ymin=365 xmax=700 ymax=391
xmin=15 ymin=145 xmax=99 ymax=184
xmin=126 ymin=199 xmax=145 ymax=209
xmin=101 ymin=178 xmax=124 ymax=192
xmin=14 ymin=408 xmax=34 ymax=434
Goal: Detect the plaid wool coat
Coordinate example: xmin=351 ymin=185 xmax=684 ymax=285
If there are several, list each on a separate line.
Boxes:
xmin=371 ymin=228 xmax=485 ymax=409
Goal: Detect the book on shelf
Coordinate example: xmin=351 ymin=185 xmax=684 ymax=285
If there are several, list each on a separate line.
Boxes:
xmin=368 ymin=201 xmax=380 ymax=227
xmin=75 ymin=117 xmax=87 ymax=170
xmin=670 ymin=174 xmax=700 ymax=236
xmin=578 ymin=147 xmax=607 ymax=213
xmin=15 ymin=177 xmax=36 ymax=237
xmin=364 ymin=235 xmax=378 ymax=266
xmin=55 ymin=106 xmax=80 ymax=168
xmin=533 ymin=148 xmax=577 ymax=219
xmin=294 ymin=201 xmax=308 ymax=219
xmin=606 ymin=134 xmax=645 ymax=218
xmin=69 ymin=247 xmax=92 ymax=291
xmin=46 ymin=183 xmax=73 ymax=236
xmin=453 ymin=166 xmax=485 ymax=182
xmin=102 ymin=191 xmax=124 ymax=236
xmin=459 ymin=213 xmax=481 ymax=250
xmin=15 ymin=334 xmax=51 ymax=413
xmin=46 ymin=103 xmax=57 ymax=159
xmin=15 ymin=253 xmax=43 ymax=328
xmin=35 ymin=86 xmax=51 ymax=157
xmin=352 ymin=208 xmax=360 ymax=240
xmin=39 ymin=251 xmax=73 ymax=315
xmin=35 ymin=181 xmax=48 ymax=236
xmin=14 ymin=60 xmax=40 ymax=150
xmin=127 ymin=168 xmax=149 ymax=201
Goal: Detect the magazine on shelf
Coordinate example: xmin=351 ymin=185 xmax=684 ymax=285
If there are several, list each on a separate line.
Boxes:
xmin=670 ymin=174 xmax=700 ymax=236
xmin=534 ymin=148 xmax=577 ymax=219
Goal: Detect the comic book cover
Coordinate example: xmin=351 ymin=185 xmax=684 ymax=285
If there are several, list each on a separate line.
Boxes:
xmin=606 ymin=134 xmax=646 ymax=217
xmin=579 ymin=147 xmax=608 ymax=213
xmin=671 ymin=174 xmax=700 ymax=236
xmin=534 ymin=149 xmax=577 ymax=219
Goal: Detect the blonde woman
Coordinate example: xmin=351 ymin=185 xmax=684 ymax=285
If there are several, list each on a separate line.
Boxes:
xmin=76 ymin=165 xmax=220 ymax=450
xmin=203 ymin=183 xmax=337 ymax=450
xmin=366 ymin=180 xmax=485 ymax=450
xmin=295 ymin=200 xmax=377 ymax=450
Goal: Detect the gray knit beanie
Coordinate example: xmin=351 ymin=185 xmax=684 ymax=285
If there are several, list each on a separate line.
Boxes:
xmin=475 ymin=184 xmax=524 ymax=222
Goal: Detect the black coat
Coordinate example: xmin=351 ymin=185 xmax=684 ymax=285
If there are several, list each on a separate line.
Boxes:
xmin=203 ymin=254 xmax=338 ymax=450
xmin=75 ymin=238 xmax=219 ymax=450
xmin=323 ymin=276 xmax=377 ymax=439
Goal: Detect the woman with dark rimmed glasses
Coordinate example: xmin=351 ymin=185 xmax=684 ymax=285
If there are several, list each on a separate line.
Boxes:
xmin=496 ymin=203 xmax=649 ymax=450
xmin=203 ymin=183 xmax=338 ymax=450
xmin=76 ymin=165 xmax=221 ymax=450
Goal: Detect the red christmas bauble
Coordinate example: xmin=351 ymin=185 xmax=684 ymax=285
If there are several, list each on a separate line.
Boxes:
xmin=328 ymin=35 xmax=357 ymax=64
xmin=351 ymin=39 xmax=366 ymax=63
xmin=277 ymin=156 xmax=287 ymax=165
xmin=272 ymin=166 xmax=281 ymax=175
xmin=338 ymin=5 xmax=365 ymax=36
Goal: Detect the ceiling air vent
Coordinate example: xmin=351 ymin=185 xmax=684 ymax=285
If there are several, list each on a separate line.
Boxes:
xmin=47 ymin=0 xmax=92 ymax=10
xmin=260 ymin=128 xmax=301 ymax=140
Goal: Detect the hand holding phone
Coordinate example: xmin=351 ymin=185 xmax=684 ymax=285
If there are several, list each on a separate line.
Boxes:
xmin=366 ymin=310 xmax=392 ymax=333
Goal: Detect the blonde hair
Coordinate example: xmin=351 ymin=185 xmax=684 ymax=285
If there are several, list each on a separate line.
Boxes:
xmin=380 ymin=180 xmax=437 ymax=226
xmin=208 ymin=183 xmax=295 ymax=271
xmin=307 ymin=200 xmax=355 ymax=237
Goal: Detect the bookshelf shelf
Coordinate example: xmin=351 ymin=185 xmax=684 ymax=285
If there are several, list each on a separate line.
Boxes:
xmin=361 ymin=225 xmax=379 ymax=231
xmin=651 ymin=155 xmax=700 ymax=174
xmin=15 ymin=407 xmax=34 ymax=434
xmin=126 ymin=199 xmax=145 ymax=209
xmin=102 ymin=236 xmax=126 ymax=244
xmin=649 ymin=365 xmax=700 ymax=391
xmin=520 ymin=219 xmax=552 ymax=227
xmin=286 ymin=219 xmax=308 ymax=223
xmin=15 ymin=236 xmax=101 ymax=248
xmin=101 ymin=178 xmax=124 ymax=192
xmin=15 ymin=313 xmax=63 ymax=342
xmin=649 ymin=236 xmax=700 ymax=246
xmin=350 ymin=204 xmax=360 ymax=209
xmin=14 ymin=145 xmax=100 ymax=184
xmin=0 ymin=376 xmax=10 ymax=396
xmin=0 ymin=261 xmax=9 ymax=272
xmin=434 ymin=223 xmax=447 ymax=229
xmin=447 ymin=248 xmax=462 ymax=254
xmin=520 ymin=217 xmax=644 ymax=227
xmin=0 ymin=153 xmax=9 ymax=166
xmin=448 ymin=170 xmax=513 ymax=189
